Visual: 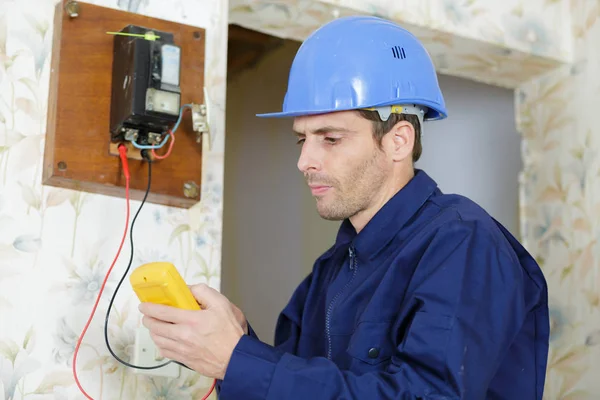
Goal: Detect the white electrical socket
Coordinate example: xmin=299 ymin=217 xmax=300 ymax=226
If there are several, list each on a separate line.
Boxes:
xmin=132 ymin=326 xmax=180 ymax=378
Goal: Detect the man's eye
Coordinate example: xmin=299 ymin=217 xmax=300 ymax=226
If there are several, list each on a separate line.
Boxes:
xmin=325 ymin=137 xmax=339 ymax=144
xmin=296 ymin=138 xmax=305 ymax=145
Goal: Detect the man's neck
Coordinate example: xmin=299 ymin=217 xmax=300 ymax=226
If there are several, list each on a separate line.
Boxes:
xmin=349 ymin=167 xmax=415 ymax=234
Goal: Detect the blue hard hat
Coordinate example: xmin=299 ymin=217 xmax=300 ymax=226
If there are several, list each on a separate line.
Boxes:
xmin=257 ymin=16 xmax=447 ymax=121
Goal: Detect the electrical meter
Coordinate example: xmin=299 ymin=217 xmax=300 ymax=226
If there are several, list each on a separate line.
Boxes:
xmin=109 ymin=25 xmax=182 ymax=145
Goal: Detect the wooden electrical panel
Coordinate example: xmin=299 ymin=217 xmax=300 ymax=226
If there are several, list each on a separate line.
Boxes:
xmin=43 ymin=1 xmax=206 ymax=208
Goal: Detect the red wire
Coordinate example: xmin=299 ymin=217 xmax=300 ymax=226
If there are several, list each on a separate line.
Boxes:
xmin=72 ymin=144 xmax=131 ymax=400
xmin=152 ymin=106 xmax=190 ymax=161
xmin=72 ymin=144 xmax=216 ymax=400
xmin=201 ymin=379 xmax=217 ymax=400
xmin=151 ymin=130 xmax=175 ymax=160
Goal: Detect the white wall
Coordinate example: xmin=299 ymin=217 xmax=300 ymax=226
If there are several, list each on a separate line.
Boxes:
xmin=221 ymin=40 xmax=521 ymax=343
xmin=417 ymin=75 xmax=522 ymax=237
xmin=221 ymin=41 xmax=339 ymax=343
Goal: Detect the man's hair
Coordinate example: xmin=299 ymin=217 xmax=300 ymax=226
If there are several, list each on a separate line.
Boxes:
xmin=357 ymin=110 xmax=422 ymax=162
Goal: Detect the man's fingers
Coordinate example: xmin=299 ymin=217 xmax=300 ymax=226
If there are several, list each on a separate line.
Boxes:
xmin=142 ymin=316 xmax=179 ymax=338
xmin=151 ymin=331 xmax=186 ymax=354
xmin=139 ymin=302 xmax=193 ymax=324
xmin=189 ymin=283 xmax=224 ymax=309
xmin=158 ymin=348 xmax=185 ymax=365
xmin=151 ymin=330 xmax=196 ymax=368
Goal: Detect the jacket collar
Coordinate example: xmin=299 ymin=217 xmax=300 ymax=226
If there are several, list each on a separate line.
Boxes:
xmin=334 ymin=169 xmax=438 ymax=260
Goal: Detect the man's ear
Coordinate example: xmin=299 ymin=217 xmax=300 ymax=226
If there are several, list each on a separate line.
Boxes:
xmin=382 ymin=120 xmax=414 ymax=162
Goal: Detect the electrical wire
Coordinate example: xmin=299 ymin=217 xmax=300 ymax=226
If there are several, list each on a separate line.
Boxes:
xmin=72 ymin=144 xmax=131 ymax=400
xmin=172 ymin=104 xmax=193 ymax=133
xmin=130 ymin=131 xmax=170 ymax=150
xmin=73 ymin=145 xmax=216 ymax=400
xmin=131 ymin=104 xmax=193 ymax=150
xmin=104 ymin=151 xmax=217 ymax=399
xmin=103 ymin=152 xmax=173 ymax=369
xmin=152 ymin=129 xmax=175 ymax=160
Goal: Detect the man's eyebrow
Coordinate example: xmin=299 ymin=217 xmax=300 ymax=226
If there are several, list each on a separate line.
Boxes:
xmin=292 ymin=126 xmax=354 ymax=135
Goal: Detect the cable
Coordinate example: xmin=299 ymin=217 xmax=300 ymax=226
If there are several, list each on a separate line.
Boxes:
xmin=151 ymin=129 xmax=175 ymax=160
xmin=131 ymin=104 xmax=193 ymax=150
xmin=103 ymin=152 xmax=174 ymax=369
xmin=201 ymin=379 xmax=217 ymax=400
xmin=73 ymin=147 xmax=216 ymax=400
xmin=130 ymin=132 xmax=170 ymax=150
xmin=72 ymin=144 xmax=131 ymax=400
xmin=171 ymin=104 xmax=193 ymax=133
xmin=104 ymin=152 xmax=216 ymax=399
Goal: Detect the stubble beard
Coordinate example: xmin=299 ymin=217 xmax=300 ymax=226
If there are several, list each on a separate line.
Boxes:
xmin=310 ymin=149 xmax=388 ymax=221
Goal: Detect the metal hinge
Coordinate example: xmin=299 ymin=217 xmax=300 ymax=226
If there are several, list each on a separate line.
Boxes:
xmin=191 ymin=103 xmax=209 ymax=143
xmin=191 ymin=87 xmax=212 ymax=147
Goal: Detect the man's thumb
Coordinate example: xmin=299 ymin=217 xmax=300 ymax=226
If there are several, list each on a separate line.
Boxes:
xmin=189 ymin=283 xmax=220 ymax=309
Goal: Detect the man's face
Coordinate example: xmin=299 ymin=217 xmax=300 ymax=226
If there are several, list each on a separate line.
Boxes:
xmin=293 ymin=111 xmax=391 ymax=221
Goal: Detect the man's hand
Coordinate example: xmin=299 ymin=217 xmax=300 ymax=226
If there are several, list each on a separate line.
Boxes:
xmin=229 ymin=300 xmax=249 ymax=335
xmin=189 ymin=284 xmax=249 ymax=335
xmin=139 ymin=283 xmax=245 ymax=380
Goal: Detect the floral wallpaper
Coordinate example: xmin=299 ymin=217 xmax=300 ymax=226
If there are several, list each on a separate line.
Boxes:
xmin=1 ymin=0 xmax=599 ymax=398
xmin=321 ymin=0 xmax=572 ymax=60
xmin=516 ymin=0 xmax=600 ymax=397
xmin=0 ymin=0 xmax=226 ymax=398
xmin=229 ymin=0 xmax=571 ymax=89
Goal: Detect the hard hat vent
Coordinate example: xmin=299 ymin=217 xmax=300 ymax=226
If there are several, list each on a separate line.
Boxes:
xmin=391 ymin=46 xmax=406 ymax=60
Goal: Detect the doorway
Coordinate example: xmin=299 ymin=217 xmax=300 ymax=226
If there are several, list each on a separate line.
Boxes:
xmin=220 ymin=25 xmax=521 ymax=343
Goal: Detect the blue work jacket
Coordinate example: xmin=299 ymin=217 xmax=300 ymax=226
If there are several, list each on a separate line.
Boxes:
xmin=218 ymin=170 xmax=549 ymax=399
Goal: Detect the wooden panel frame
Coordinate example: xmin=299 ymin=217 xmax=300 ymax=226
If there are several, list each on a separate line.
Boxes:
xmin=43 ymin=1 xmax=206 ymax=208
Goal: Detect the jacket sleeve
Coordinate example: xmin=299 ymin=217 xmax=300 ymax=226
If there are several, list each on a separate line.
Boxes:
xmin=215 ymin=321 xmax=259 ymax=394
xmin=216 ymin=272 xmax=314 ymax=396
xmin=218 ymin=221 xmax=539 ymax=400
xmin=246 ymin=322 xmax=259 ymax=340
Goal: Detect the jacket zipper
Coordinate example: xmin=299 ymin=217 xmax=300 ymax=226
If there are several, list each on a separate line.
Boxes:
xmin=325 ymin=245 xmax=358 ymax=360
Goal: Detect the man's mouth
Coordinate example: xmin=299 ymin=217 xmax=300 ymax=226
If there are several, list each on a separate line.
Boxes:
xmin=308 ymin=185 xmax=332 ymax=196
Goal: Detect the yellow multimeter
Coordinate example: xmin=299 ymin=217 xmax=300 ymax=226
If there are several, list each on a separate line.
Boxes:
xmin=130 ymin=262 xmax=200 ymax=310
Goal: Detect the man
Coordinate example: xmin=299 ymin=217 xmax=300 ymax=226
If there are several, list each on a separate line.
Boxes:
xmin=139 ymin=16 xmax=549 ymax=399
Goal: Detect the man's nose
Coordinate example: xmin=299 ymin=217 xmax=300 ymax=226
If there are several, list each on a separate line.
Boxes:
xmin=297 ymin=140 xmax=322 ymax=173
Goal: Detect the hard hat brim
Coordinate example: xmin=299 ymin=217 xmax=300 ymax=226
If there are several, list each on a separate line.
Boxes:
xmin=256 ymin=102 xmax=448 ymax=121
xmin=256 ymin=110 xmax=331 ymax=118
